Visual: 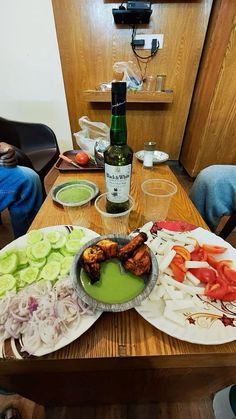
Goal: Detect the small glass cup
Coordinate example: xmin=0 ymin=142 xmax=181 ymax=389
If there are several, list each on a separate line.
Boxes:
xmin=141 ymin=179 xmax=177 ymax=222
xmin=156 ymin=75 xmax=166 ymax=92
xmin=95 ymin=193 xmax=134 ymax=234
xmin=143 ymin=76 xmax=156 ymax=92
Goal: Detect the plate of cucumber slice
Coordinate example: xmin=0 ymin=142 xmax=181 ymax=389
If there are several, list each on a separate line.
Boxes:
xmin=0 ymin=225 xmax=102 ymax=358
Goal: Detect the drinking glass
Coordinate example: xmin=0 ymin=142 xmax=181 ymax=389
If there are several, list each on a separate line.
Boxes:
xmin=95 ymin=193 xmax=134 ymax=234
xmin=141 ymin=179 xmax=177 ymax=222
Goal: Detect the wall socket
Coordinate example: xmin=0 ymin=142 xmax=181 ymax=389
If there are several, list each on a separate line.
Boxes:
xmin=134 ymin=34 xmax=164 ymax=50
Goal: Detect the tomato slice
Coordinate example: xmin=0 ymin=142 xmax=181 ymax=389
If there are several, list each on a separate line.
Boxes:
xmin=172 ymin=245 xmax=191 ymax=261
xmin=191 ymin=246 xmax=207 ymax=261
xmin=202 ymin=244 xmax=227 ymax=254
xmin=189 ymin=267 xmax=217 ymax=284
xmin=207 ymin=255 xmax=218 ymax=269
xmin=172 ymin=254 xmax=185 ymax=266
xmin=221 ymin=290 xmax=236 ymax=301
xmin=170 ymin=262 xmax=185 ymax=282
xmin=216 ymin=260 xmax=232 ymax=280
xmin=205 ymin=277 xmax=229 ymax=300
xmin=223 ymin=266 xmax=236 ymax=285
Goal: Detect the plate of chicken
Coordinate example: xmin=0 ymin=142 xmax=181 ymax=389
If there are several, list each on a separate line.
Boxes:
xmin=71 ymin=233 xmax=158 ymax=312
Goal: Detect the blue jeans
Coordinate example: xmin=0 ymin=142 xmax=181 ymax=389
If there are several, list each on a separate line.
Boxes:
xmin=0 ymin=166 xmax=43 ymax=238
xmin=189 ymin=165 xmax=236 ymax=230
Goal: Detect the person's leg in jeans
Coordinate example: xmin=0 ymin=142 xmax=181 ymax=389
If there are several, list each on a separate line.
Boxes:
xmin=0 ymin=166 xmax=43 ymax=238
xmin=189 ymin=165 xmax=236 ymax=230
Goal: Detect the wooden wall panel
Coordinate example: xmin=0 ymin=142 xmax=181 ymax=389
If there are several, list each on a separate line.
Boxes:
xmin=180 ymin=0 xmax=236 ymax=177
xmin=52 ymin=0 xmax=212 ymax=158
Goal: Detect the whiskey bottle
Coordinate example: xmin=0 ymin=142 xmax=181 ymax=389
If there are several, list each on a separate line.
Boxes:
xmin=104 ymin=82 xmax=133 ymax=213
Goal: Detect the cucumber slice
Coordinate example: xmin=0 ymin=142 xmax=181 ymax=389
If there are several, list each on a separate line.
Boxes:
xmin=0 ymin=253 xmax=18 ymax=274
xmin=17 ymin=249 xmax=28 ymax=266
xmin=51 ymin=234 xmax=67 ymax=249
xmin=60 ymin=256 xmax=74 ymax=276
xmin=59 ymin=246 xmax=74 ymax=257
xmin=26 ymin=230 xmax=43 ymax=245
xmin=45 ymin=231 xmax=62 ymax=244
xmin=0 ymin=248 xmax=16 ymax=259
xmin=69 ymin=229 xmax=85 ymax=240
xmin=47 ymin=252 xmax=64 ymax=264
xmin=28 ymin=257 xmax=46 ymax=269
xmin=26 ymin=246 xmax=38 ymax=261
xmin=0 ymin=274 xmax=17 ymax=296
xmin=20 ymin=267 xmax=39 ymax=284
xmin=31 ymin=240 xmax=51 ymax=259
xmin=65 ymin=239 xmax=82 ymax=255
xmin=40 ymin=261 xmax=61 ymax=281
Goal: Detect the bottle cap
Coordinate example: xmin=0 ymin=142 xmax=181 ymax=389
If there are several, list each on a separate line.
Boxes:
xmin=144 ymin=141 xmax=156 ymax=151
xmin=111 ymin=82 xmax=127 ymax=94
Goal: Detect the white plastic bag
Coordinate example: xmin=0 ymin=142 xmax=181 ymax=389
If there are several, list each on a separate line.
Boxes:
xmin=74 ymin=116 xmax=110 ymax=156
xmin=113 ymin=61 xmax=142 ymax=91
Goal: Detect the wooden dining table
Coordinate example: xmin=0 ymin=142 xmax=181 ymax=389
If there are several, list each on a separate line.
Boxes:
xmin=0 ymin=158 xmax=236 ymax=406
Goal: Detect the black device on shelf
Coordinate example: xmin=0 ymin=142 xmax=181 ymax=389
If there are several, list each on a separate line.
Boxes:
xmin=112 ymin=1 xmax=152 ymax=24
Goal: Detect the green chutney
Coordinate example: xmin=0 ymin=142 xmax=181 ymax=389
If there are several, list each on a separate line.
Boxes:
xmin=56 ymin=185 xmax=93 ymax=204
xmin=80 ymin=260 xmax=145 ymax=304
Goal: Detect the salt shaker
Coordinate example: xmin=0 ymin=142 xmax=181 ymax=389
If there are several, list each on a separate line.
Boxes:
xmin=143 ymin=141 xmax=156 ymax=168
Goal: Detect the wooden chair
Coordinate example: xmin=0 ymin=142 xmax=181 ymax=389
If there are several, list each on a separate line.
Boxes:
xmin=218 ymin=214 xmax=236 ymax=239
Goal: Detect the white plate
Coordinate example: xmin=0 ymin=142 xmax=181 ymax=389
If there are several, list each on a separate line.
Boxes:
xmin=135 ymin=223 xmax=236 ymax=345
xmin=0 ymin=225 xmax=102 ymax=358
xmin=135 ymin=150 xmax=169 ymax=164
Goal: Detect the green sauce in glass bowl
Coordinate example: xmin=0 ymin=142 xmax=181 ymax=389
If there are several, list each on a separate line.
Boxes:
xmin=51 ymin=180 xmax=99 ymax=207
xmin=56 ymin=185 xmax=93 ymax=204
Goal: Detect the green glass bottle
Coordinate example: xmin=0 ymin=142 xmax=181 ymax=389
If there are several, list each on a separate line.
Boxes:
xmin=104 ymin=82 xmax=133 ymax=214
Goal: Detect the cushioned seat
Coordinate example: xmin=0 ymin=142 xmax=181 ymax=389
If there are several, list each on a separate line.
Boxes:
xmin=0 ymin=116 xmax=60 ymax=184
xmin=0 ymin=117 xmax=60 ymax=225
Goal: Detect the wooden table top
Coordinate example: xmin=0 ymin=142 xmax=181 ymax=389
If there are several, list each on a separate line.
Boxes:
xmin=3 ymin=159 xmax=236 ymax=374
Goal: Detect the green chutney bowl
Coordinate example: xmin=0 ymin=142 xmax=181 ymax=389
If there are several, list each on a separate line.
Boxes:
xmin=51 ymin=180 xmax=99 ymax=207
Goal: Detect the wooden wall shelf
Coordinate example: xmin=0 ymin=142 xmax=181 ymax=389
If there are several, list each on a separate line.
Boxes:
xmin=82 ymin=90 xmax=174 ymax=103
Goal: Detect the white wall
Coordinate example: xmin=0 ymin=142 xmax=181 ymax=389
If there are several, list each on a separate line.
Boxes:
xmin=0 ymin=0 xmax=72 ymax=152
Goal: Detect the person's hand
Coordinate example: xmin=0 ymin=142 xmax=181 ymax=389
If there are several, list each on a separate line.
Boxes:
xmin=0 ymin=142 xmax=17 ymax=167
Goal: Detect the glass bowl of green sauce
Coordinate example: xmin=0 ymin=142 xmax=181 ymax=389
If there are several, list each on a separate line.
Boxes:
xmin=51 ymin=180 xmax=99 ymax=207
xmin=71 ymin=234 xmax=158 ymax=312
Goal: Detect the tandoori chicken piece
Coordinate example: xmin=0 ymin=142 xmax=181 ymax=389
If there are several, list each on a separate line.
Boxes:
xmin=118 ymin=232 xmax=148 ymax=261
xmin=96 ymin=239 xmax=118 ymax=259
xmin=83 ymin=262 xmax=101 ymax=284
xmin=122 ymin=244 xmax=151 ymax=276
xmin=81 ymin=245 xmax=106 ymax=264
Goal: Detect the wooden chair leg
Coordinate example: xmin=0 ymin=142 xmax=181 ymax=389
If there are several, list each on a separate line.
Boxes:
xmin=218 ymin=214 xmax=236 ymax=239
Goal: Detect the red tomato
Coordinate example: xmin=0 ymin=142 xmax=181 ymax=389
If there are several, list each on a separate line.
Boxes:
xmin=222 ymin=266 xmax=236 ymax=285
xmin=222 ymin=291 xmax=236 ymax=301
xmin=189 ymin=267 xmax=217 ymax=284
xmin=170 ymin=262 xmax=185 ymax=282
xmin=75 ymin=151 xmax=89 ymax=166
xmin=205 ymin=277 xmax=229 ymax=300
xmin=172 ymin=245 xmax=191 ymax=261
xmin=216 ymin=260 xmax=232 ymax=280
xmin=202 ymin=244 xmax=227 ymax=254
xmin=191 ymin=246 xmax=207 ymax=261
xmin=207 ymin=255 xmax=218 ymax=269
